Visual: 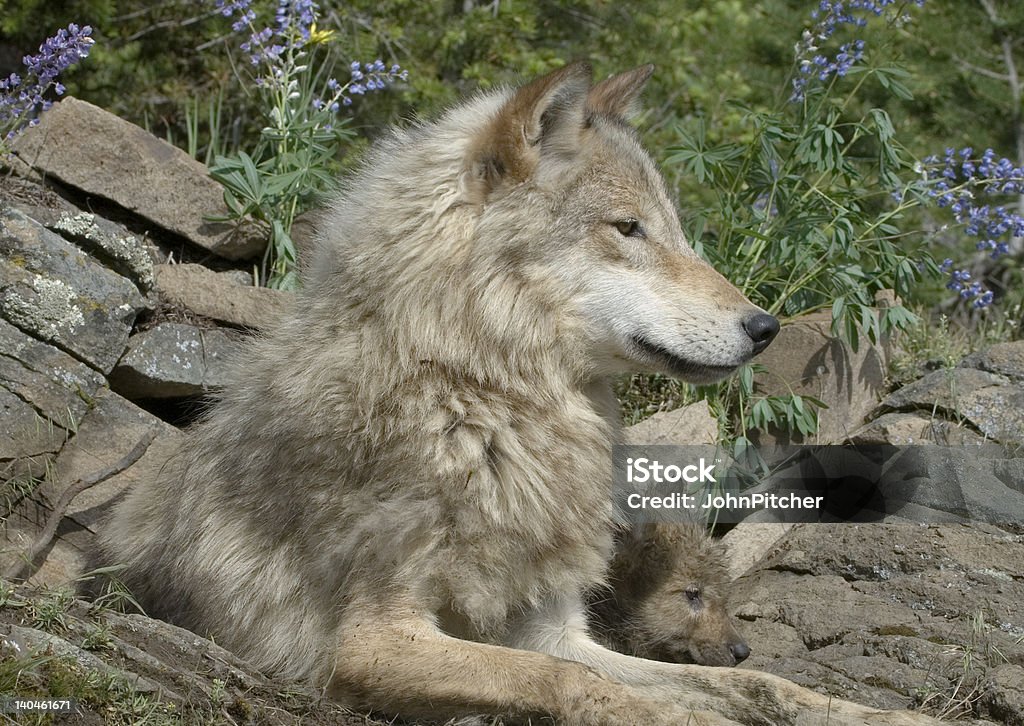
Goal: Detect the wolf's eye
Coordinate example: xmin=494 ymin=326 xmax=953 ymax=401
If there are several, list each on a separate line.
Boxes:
xmin=684 ymin=586 xmax=701 ymax=602
xmin=613 ymin=219 xmax=645 ymax=238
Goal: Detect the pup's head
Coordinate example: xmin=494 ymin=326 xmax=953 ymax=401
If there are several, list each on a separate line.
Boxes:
xmin=465 ymin=62 xmax=778 ymax=383
xmin=609 ymin=522 xmax=750 ymax=667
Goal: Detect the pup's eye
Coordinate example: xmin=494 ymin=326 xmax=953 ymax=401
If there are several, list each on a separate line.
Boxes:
xmin=684 ymin=587 xmax=701 ymax=602
xmin=613 ymin=219 xmax=645 ymax=238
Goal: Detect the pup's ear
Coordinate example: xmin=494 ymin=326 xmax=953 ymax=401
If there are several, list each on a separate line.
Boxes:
xmin=587 ymin=64 xmax=655 ymax=120
xmin=466 ymin=61 xmax=592 ymax=199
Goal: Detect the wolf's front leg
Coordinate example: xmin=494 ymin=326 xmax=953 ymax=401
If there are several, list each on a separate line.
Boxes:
xmin=507 ymin=595 xmax=942 ymax=726
xmin=328 ymin=597 xmax=735 ymax=726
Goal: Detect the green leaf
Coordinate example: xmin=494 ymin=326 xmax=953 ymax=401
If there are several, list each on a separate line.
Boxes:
xmin=739 ymin=364 xmax=754 ymax=395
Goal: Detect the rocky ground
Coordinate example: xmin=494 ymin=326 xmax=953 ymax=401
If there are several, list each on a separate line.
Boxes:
xmin=1 ymin=97 xmax=1022 ymax=724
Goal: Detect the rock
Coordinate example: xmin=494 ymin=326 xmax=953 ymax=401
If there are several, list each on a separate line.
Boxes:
xmin=849 ymin=412 xmax=1001 ymax=449
xmin=731 ymin=524 xmax=1024 ymax=719
xmin=154 ymin=263 xmax=289 ymax=329
xmin=0 ymin=584 xmax=387 ymax=725
xmin=110 ymin=323 xmax=239 ymax=399
xmin=0 ymin=318 xmax=106 ymax=465
xmin=44 ymin=388 xmax=183 ymax=533
xmin=47 ymin=211 xmax=155 ymax=292
xmin=0 ymin=206 xmax=146 ymax=373
xmin=983 ymin=664 xmax=1024 ymax=726
xmin=1 ymin=181 xmax=160 ymax=295
xmin=879 ymin=367 xmax=1008 ymax=413
xmin=962 ymin=341 xmax=1024 ymax=382
xmin=752 ymin=311 xmax=889 ymax=444
xmin=4 ymin=623 xmax=170 ymax=695
xmin=736 ymin=570 xmax=917 ymax=649
xmin=958 ymin=385 xmax=1024 ymax=445
xmin=623 ymin=399 xmax=717 ymax=445
xmin=721 ymin=522 xmax=793 ymax=579
xmin=878 ymin=368 xmax=1024 ymax=445
xmin=10 ymin=97 xmax=264 ymax=260
xmin=3 ymin=388 xmax=183 ymax=586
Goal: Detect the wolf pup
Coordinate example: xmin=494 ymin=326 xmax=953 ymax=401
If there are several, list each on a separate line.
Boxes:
xmin=591 ymin=522 xmax=750 ymax=667
xmin=96 ymin=63 xmax=937 ymax=725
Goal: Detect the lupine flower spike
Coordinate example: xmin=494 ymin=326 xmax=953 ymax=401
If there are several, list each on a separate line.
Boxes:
xmin=215 ymin=0 xmax=406 ymax=111
xmin=0 ymin=24 xmax=94 ymax=147
xmin=919 ymin=148 xmax=1024 ymax=308
xmin=791 ymin=0 xmax=926 ymax=102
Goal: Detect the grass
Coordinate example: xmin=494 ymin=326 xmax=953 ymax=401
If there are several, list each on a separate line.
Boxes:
xmin=888 ymin=301 xmax=1023 ymax=389
xmin=614 ymin=372 xmax=698 ymax=426
xmin=26 ymin=586 xmax=74 ymax=631
xmin=0 ymin=646 xmax=183 ymax=726
xmin=0 ymin=579 xmax=385 ymax=725
xmin=914 ymin=607 xmax=1007 ymax=720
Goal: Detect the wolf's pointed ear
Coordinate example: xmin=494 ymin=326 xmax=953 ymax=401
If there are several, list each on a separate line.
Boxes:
xmin=587 ymin=64 xmax=655 ymax=120
xmin=466 ymin=61 xmax=592 ymax=200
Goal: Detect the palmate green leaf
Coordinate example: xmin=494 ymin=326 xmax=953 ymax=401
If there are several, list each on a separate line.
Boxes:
xmin=880 ymin=304 xmax=918 ymax=335
xmin=270 ymin=219 xmax=295 ymax=259
xmin=666 ymin=120 xmax=744 ymax=184
xmin=831 ymin=296 xmax=846 ymax=334
xmin=210 ymin=153 xmax=266 ymax=205
xmin=237 ymin=151 xmax=264 ymax=198
xmin=260 ymin=169 xmax=307 ymax=196
xmin=858 ymin=303 xmax=880 ymax=343
xmin=738 ymin=364 xmax=754 ymax=395
xmin=874 ymin=66 xmax=914 ymax=101
xmin=895 ymin=258 xmax=919 ymax=294
xmin=869 ymin=108 xmax=895 ymax=143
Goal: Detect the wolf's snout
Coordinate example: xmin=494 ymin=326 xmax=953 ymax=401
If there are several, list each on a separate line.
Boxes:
xmin=742 ymin=313 xmax=780 ymax=354
xmin=729 ymin=642 xmax=751 ymax=663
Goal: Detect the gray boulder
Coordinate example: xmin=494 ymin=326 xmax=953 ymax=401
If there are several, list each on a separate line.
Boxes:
xmin=961 ymin=341 xmax=1024 ymax=382
xmin=753 ymin=311 xmax=890 ymax=444
xmin=110 ymin=322 xmax=239 ymax=399
xmin=878 ymin=368 xmax=1024 ymax=445
xmin=0 ymin=206 xmax=146 ymax=373
xmin=10 ymin=97 xmax=264 ymax=260
xmin=47 ymin=211 xmax=155 ymax=292
xmin=623 ymin=399 xmax=717 ymax=445
xmin=0 ymin=318 xmax=106 ymax=479
xmin=850 ymin=412 xmax=1002 ymax=449
xmin=154 ymin=263 xmax=288 ymax=329
xmin=733 ymin=523 xmax=1022 ymax=724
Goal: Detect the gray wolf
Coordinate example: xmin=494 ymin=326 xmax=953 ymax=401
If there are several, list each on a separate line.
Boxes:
xmin=591 ymin=522 xmax=750 ymax=667
xmin=96 ymin=62 xmax=935 ymax=725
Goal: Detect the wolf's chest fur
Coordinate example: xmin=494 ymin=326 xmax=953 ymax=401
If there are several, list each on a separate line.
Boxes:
xmin=431 ymin=385 xmax=618 ymax=634
xmin=353 ymin=371 xmax=619 ymax=636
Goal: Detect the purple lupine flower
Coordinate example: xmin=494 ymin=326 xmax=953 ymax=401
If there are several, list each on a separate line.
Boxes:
xmin=215 ymin=1 xmax=407 ymax=115
xmin=1 ymin=24 xmax=93 ymax=148
xmin=791 ymin=0 xmax=926 ymax=102
xmin=920 ymin=146 xmax=1021 ymax=309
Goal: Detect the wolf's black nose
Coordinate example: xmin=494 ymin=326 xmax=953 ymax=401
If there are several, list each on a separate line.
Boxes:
xmin=730 ymin=642 xmax=751 ymax=663
xmin=742 ymin=313 xmax=780 ymax=354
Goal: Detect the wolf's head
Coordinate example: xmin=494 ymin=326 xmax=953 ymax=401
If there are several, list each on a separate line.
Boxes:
xmin=464 ymin=62 xmax=778 ymax=383
xmin=607 ymin=522 xmax=750 ymax=667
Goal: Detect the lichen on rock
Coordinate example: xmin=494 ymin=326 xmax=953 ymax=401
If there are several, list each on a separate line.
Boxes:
xmin=2 ymin=273 xmax=85 ymax=340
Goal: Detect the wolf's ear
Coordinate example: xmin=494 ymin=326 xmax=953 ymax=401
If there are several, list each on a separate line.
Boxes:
xmin=466 ymin=61 xmax=592 ymax=199
xmin=587 ymin=64 xmax=655 ymax=120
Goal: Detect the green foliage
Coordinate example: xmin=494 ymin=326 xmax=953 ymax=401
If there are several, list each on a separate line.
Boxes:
xmin=27 ymin=586 xmax=75 ymax=631
xmin=207 ymin=8 xmax=387 ymax=289
xmin=4 ymin=0 xmax=1021 ymax=439
xmin=663 ymin=8 xmax=949 ymax=447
